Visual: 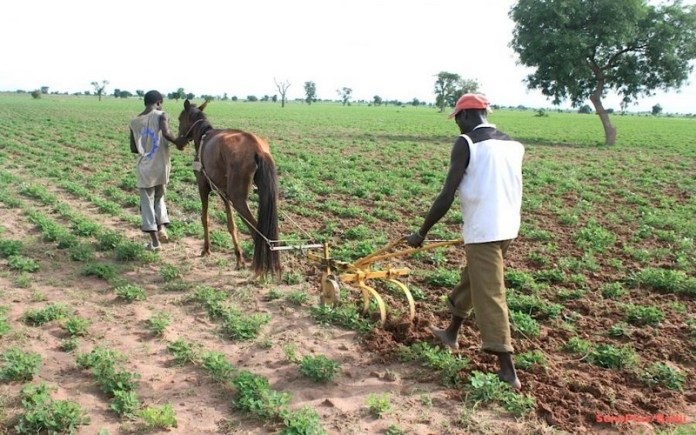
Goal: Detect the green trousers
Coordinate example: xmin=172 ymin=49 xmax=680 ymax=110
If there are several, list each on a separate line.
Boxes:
xmin=447 ymin=240 xmax=514 ymax=353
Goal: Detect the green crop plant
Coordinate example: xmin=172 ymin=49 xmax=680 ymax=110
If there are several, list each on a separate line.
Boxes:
xmin=365 ymin=393 xmax=390 ymax=418
xmin=63 ymin=316 xmax=90 ymax=337
xmin=139 ymin=404 xmax=177 ymax=429
xmin=625 ymin=304 xmax=664 ymax=326
xmin=114 ymin=284 xmax=146 ymax=302
xmin=639 ymin=362 xmax=686 ymax=391
xmin=8 ymin=255 xmax=40 ymax=273
xmin=23 ymin=303 xmax=71 ymax=326
xmin=298 ymin=355 xmax=341 ymax=383
xmin=167 ymin=339 xmax=199 ymax=366
xmin=0 ymin=348 xmax=42 ymax=381
xmin=147 ymin=311 xmax=171 ymax=336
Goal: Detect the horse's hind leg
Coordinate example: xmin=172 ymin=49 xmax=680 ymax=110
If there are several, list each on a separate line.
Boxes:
xmin=198 ymin=177 xmax=212 ymax=256
xmin=223 ymin=199 xmax=245 ymax=269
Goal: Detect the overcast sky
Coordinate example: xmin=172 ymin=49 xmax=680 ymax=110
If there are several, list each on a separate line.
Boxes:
xmin=2 ymin=0 xmax=695 ymax=113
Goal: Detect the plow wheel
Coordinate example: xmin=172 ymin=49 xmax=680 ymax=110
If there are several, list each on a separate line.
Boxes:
xmin=387 ymin=279 xmax=416 ymax=322
xmin=320 ymin=272 xmax=340 ymax=307
xmin=358 ymin=283 xmax=387 ymax=325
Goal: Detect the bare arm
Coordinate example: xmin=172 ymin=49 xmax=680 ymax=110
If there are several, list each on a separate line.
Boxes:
xmin=159 ymin=112 xmax=186 ymax=147
xmin=407 ymin=136 xmax=470 ymax=246
xmin=129 ymin=129 xmax=138 ymax=154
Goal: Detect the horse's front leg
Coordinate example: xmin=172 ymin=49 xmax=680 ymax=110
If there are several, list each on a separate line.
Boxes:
xmin=223 ymin=199 xmax=245 ymax=269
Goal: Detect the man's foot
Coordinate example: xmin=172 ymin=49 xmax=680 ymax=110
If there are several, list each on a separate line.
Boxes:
xmin=498 ymin=370 xmax=522 ymax=390
xmin=430 ymin=326 xmax=459 ymax=350
xmin=158 ymin=228 xmax=169 ymax=243
xmin=144 ymin=242 xmax=161 ymax=252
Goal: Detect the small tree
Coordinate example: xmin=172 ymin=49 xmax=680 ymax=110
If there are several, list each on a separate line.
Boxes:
xmin=651 ymin=104 xmax=663 ymax=115
xmin=578 ymin=104 xmax=593 ymax=114
xmin=40 ymin=86 xmax=49 ymax=94
xmin=274 ymin=78 xmax=291 ymax=108
xmin=373 ymin=95 xmax=383 ymax=106
xmin=304 ymin=81 xmax=317 ymax=105
xmin=90 ymin=80 xmax=109 ymax=101
xmin=337 ymin=87 xmax=352 ymax=106
xmin=31 ymin=90 xmax=41 ymax=99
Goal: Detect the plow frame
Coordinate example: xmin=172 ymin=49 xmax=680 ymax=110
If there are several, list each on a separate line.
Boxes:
xmin=304 ymin=238 xmax=463 ymax=325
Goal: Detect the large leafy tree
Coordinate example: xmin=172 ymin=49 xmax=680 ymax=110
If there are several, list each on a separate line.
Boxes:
xmin=510 ymin=0 xmax=696 ymax=145
xmin=434 ymin=72 xmax=479 ymax=112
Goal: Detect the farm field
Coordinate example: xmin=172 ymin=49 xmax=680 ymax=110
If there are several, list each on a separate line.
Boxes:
xmin=0 ymin=93 xmax=694 ymax=434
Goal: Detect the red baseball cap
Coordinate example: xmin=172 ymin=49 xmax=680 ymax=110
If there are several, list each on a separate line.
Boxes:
xmin=449 ymin=93 xmax=490 ymax=118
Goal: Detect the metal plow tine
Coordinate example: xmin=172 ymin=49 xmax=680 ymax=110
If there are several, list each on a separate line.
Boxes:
xmin=358 ymin=283 xmax=387 ymax=326
xmin=388 ymin=279 xmax=415 ymax=322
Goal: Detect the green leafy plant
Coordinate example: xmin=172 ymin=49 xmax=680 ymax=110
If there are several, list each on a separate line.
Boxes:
xmin=625 ymin=304 xmax=664 ymax=326
xmin=201 ymin=351 xmax=235 ymax=383
xmin=221 ymin=310 xmax=270 ymax=340
xmin=365 ymin=393 xmax=390 ymax=418
xmin=167 ymin=339 xmax=199 ymax=366
xmin=398 ymin=342 xmax=469 ymax=387
xmin=14 ymin=383 xmax=89 ymax=434
xmin=299 ymin=355 xmax=341 ymax=383
xmin=516 ymin=350 xmax=547 ymax=371
xmin=287 ymin=290 xmax=309 ymax=306
xmin=563 ymin=336 xmax=592 ymax=355
xmin=310 ymin=305 xmax=374 ymax=334
xmin=0 ymin=306 xmax=10 ymax=337
xmin=114 ymin=284 xmax=146 ymax=302
xmin=147 ymin=311 xmax=171 ymax=336
xmin=63 ymin=316 xmax=90 ymax=337
xmin=601 ymin=282 xmax=627 ymax=299
xmin=60 ymin=337 xmax=79 ymax=352
xmin=110 ymin=389 xmax=140 ymax=418
xmin=159 ymin=264 xmax=181 ymax=282
xmin=466 ymin=371 xmax=508 ymax=403
xmin=233 ymin=370 xmax=290 ymax=419
xmin=0 ymin=348 xmax=42 ymax=381
xmin=280 ymin=406 xmax=326 ymax=435
xmin=608 ymin=322 xmax=632 ymax=338
xmin=81 ymin=262 xmax=119 ymax=281
xmin=510 ymin=311 xmax=540 ymax=337
xmin=138 ymin=403 xmax=177 ymax=429
xmin=589 ymin=344 xmax=639 ymax=369
xmin=8 ymin=255 xmax=40 ymax=273
xmin=639 ymin=362 xmax=686 ymax=391
xmin=0 ymin=239 xmax=22 ymax=257
xmin=23 ymin=303 xmax=71 ymax=326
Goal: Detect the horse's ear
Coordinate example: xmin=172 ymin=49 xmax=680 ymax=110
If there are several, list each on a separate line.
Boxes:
xmin=184 ymin=99 xmax=191 ymax=110
xmin=200 ymin=101 xmax=208 ymax=111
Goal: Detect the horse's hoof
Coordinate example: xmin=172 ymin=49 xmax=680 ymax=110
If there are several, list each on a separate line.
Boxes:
xmin=200 ymin=250 xmax=211 ymax=257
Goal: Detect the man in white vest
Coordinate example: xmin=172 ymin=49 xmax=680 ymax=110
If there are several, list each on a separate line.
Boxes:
xmin=129 ymin=90 xmax=186 ymax=251
xmin=407 ymin=93 xmax=525 ymax=389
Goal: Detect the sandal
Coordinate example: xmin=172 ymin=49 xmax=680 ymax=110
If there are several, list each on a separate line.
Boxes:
xmin=144 ymin=242 xmax=161 ymax=252
xmin=158 ymin=228 xmax=169 ymax=243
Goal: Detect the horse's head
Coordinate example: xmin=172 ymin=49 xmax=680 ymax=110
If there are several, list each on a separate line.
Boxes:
xmin=178 ymin=99 xmax=209 ymax=141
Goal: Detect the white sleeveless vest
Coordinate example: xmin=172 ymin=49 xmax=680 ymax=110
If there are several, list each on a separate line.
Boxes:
xmin=458 ymin=127 xmax=524 ymax=244
xmin=129 ymin=110 xmax=171 ymax=188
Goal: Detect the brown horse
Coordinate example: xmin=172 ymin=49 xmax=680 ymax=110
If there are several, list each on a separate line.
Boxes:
xmin=176 ymin=99 xmax=281 ymax=278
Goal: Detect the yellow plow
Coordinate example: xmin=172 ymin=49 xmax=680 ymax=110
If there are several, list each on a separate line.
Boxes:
xmin=304 ymin=238 xmax=463 ymax=325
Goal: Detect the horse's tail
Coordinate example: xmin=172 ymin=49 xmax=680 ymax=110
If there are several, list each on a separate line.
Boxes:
xmin=253 ymin=152 xmax=281 ymax=278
